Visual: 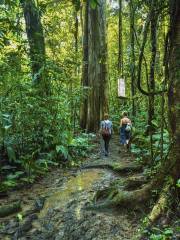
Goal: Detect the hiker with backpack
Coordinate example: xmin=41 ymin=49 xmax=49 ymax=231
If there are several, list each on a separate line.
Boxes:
xmin=100 ymin=113 xmax=113 ymax=157
xmin=119 ymin=111 xmax=132 ymax=150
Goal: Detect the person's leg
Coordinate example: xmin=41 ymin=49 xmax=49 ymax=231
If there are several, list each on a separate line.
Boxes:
xmin=105 ymin=138 xmax=108 ymax=155
xmin=120 ymin=127 xmax=127 ymax=152
xmin=103 ymin=136 xmax=107 ymax=155
xmin=105 ymin=135 xmax=111 ymax=156
xmin=119 ymin=128 xmax=125 ymax=152
xmin=103 ymin=136 xmax=110 ymax=156
xmin=125 ymin=132 xmax=131 ymax=151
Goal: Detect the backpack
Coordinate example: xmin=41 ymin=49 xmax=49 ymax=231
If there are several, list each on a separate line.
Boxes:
xmin=101 ymin=121 xmax=110 ymax=137
xmin=125 ymin=123 xmax=131 ymax=132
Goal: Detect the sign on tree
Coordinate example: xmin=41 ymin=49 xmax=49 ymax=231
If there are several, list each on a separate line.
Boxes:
xmin=118 ymin=78 xmax=125 ymax=97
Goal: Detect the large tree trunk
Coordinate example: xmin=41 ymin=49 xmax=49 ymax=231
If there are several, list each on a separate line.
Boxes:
xmin=80 ymin=0 xmax=109 ymax=132
xmin=168 ymin=0 xmax=180 ymax=180
xmin=87 ymin=0 xmax=108 ymax=132
xmin=20 ymin=0 xmax=47 ymax=93
xmin=80 ymin=0 xmax=89 ymax=129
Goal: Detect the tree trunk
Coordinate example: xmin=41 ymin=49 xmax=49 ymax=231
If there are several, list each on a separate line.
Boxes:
xmin=80 ymin=0 xmax=109 ymax=132
xmin=168 ymin=0 xmax=180 ymax=180
xmin=129 ymin=0 xmax=136 ymax=116
xmin=80 ymin=0 xmax=89 ymax=129
xmin=20 ymin=0 xmax=47 ymax=93
xmin=118 ymin=0 xmax=123 ymax=77
xmin=148 ymin=0 xmax=158 ymax=132
xmin=71 ymin=0 xmax=80 ymax=130
xmin=87 ymin=0 xmax=108 ymax=132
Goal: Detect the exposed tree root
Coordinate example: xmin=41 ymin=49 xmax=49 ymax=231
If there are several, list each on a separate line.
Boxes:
xmin=0 ymin=201 xmax=21 ymax=217
xmin=147 ymin=181 xmax=171 ymax=224
xmin=81 ymin=164 xmax=113 ymax=171
xmin=82 ymin=162 xmax=143 ymax=174
xmin=94 ymin=186 xmax=119 ymax=204
xmin=87 ymin=146 xmax=178 ymax=211
xmin=112 ymin=163 xmax=143 ymax=173
xmin=122 ymin=175 xmax=147 ymax=190
xmin=86 ymin=182 xmax=153 ymax=210
xmin=137 ymin=181 xmax=173 ymax=240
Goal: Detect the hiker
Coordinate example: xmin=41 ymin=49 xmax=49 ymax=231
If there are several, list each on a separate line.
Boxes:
xmin=100 ymin=113 xmax=113 ymax=156
xmin=119 ymin=111 xmax=132 ymax=150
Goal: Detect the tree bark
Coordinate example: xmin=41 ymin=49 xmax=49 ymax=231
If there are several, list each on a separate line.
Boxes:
xmin=20 ymin=0 xmax=47 ymax=93
xmin=80 ymin=0 xmax=109 ymax=132
xmin=118 ymin=0 xmax=123 ymax=77
xmin=87 ymin=0 xmax=108 ymax=132
xmin=80 ymin=0 xmax=89 ymax=129
xmin=168 ymin=0 xmax=180 ymax=180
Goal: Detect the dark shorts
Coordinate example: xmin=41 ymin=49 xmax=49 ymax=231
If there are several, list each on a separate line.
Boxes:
xmin=120 ymin=125 xmax=131 ymax=144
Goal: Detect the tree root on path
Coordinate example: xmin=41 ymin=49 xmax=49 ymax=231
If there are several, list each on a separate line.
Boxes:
xmin=122 ymin=175 xmax=148 ymax=190
xmin=0 ymin=201 xmax=21 ymax=217
xmin=82 ymin=162 xmax=143 ymax=174
xmin=86 ymin=182 xmax=153 ymax=210
xmin=137 ymin=181 xmax=173 ymax=239
xmin=91 ymin=175 xmax=148 ymax=207
xmin=147 ymin=181 xmax=172 ymax=225
xmin=87 ymin=175 xmax=172 ymax=229
xmin=112 ymin=163 xmax=143 ymax=173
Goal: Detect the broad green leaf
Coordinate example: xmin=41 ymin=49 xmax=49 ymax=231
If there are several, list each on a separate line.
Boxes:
xmin=56 ymin=145 xmax=68 ymax=159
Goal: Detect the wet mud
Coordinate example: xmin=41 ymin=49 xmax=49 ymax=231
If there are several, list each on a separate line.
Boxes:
xmin=0 ymin=137 xmax=142 ymax=240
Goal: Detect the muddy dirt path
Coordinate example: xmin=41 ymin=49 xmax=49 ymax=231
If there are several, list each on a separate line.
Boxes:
xmin=0 ymin=136 xmax=144 ymax=240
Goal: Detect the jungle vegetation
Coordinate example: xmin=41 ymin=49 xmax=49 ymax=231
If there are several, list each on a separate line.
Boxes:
xmin=0 ymin=0 xmax=179 ymax=238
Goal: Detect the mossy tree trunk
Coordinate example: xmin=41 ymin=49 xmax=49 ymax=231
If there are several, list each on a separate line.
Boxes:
xmin=20 ymin=0 xmax=48 ymax=95
xmin=168 ymin=0 xmax=180 ymax=180
xmin=80 ymin=0 xmax=89 ymax=130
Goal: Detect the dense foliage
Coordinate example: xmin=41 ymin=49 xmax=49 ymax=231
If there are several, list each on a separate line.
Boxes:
xmin=0 ymin=0 xmax=93 ymax=191
xmin=0 ymin=2 xmax=179 ymax=234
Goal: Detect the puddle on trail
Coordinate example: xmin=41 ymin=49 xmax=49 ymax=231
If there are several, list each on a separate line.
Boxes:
xmin=39 ymin=169 xmax=113 ymax=219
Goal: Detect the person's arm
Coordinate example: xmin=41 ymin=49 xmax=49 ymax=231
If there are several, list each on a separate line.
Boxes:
xmin=120 ymin=119 xmax=123 ymax=127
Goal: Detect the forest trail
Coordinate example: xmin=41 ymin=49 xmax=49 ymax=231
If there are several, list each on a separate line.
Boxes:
xmin=0 ymin=136 xmax=144 ymax=240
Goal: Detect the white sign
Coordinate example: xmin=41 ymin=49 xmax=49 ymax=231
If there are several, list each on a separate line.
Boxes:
xmin=118 ymin=78 xmax=125 ymax=97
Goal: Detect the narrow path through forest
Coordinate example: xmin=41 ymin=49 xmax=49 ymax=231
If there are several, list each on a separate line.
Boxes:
xmin=0 ymin=136 xmax=145 ymax=240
